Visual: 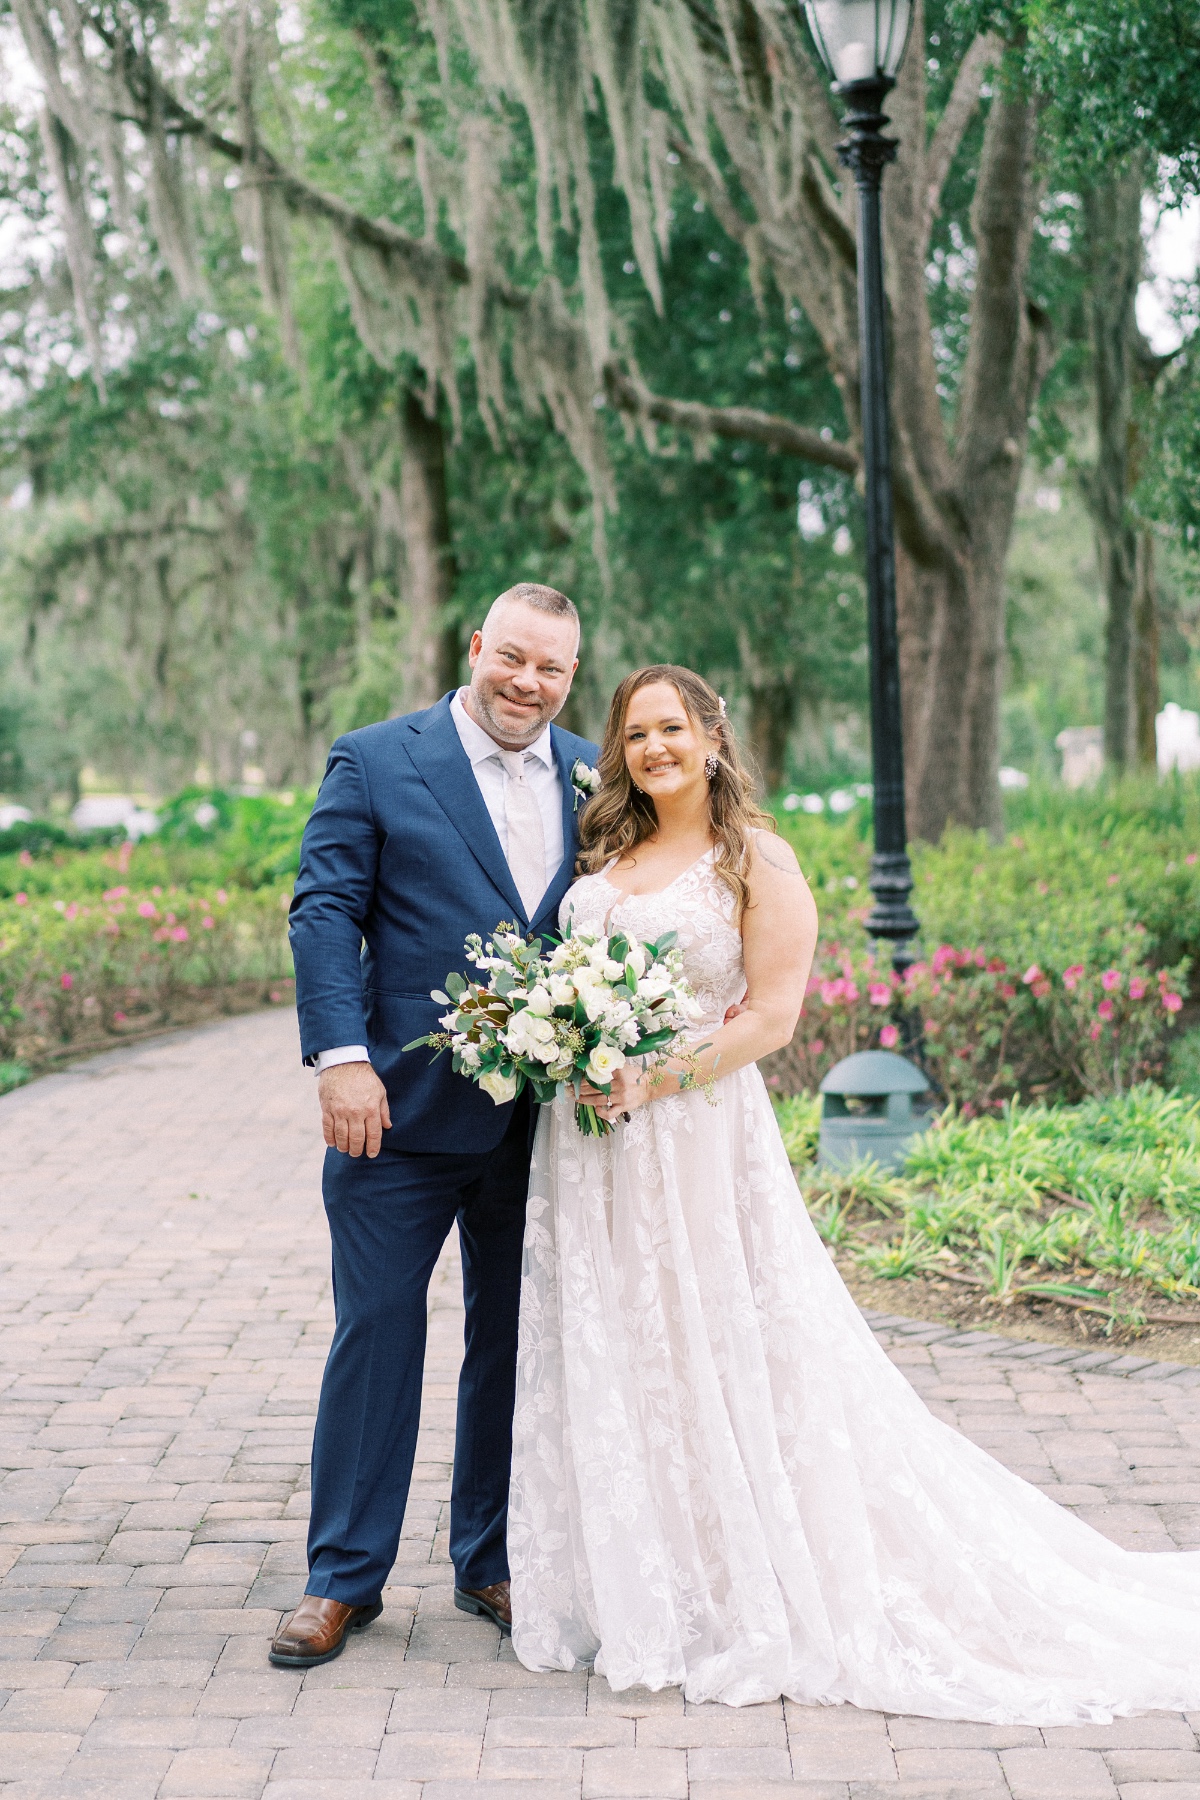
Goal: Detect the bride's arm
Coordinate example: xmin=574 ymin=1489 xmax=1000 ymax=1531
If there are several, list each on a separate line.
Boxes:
xmin=589 ymin=831 xmax=819 ymax=1114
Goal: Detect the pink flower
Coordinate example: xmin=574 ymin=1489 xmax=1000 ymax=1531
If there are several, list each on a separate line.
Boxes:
xmin=931 ymin=945 xmax=955 ymax=975
xmin=152 ymin=885 xmax=163 ymax=897
xmin=1129 ymin=976 xmax=1148 ymax=999
xmin=215 ymin=888 xmax=228 ymax=904
xmin=64 ymin=902 xmax=78 ymax=922
xmin=868 ymin=982 xmax=891 ymax=1006
xmin=1062 ymin=964 xmax=1084 ymax=991
xmin=1089 ymin=1022 xmax=1103 ymax=1040
xmin=13 ymin=892 xmax=26 ymax=906
xmin=170 ymin=926 xmax=188 ymax=943
xmin=987 ymin=957 xmax=1007 ymax=974
xmin=1000 ymin=984 xmax=1016 ymax=999
xmin=137 ymin=901 xmax=157 ymax=919
xmin=165 ymin=911 xmax=176 ymax=926
xmin=879 ymin=1024 xmax=900 ymax=1049
xmin=843 ymin=982 xmax=860 ymax=1004
xmin=1031 ymin=977 xmax=1051 ymax=999
xmin=1022 ymin=964 xmax=1042 ymax=985
xmin=810 ymin=1037 xmax=825 ymax=1055
xmin=1101 ymin=969 xmax=1121 ymax=992
xmin=1164 ymin=992 xmax=1184 ymax=1013
xmin=820 ymin=978 xmax=847 ymax=1006
xmin=17 ymin=849 xmax=32 ymax=867
xmin=1188 ymin=854 xmax=1198 ymax=866
xmin=60 ymin=972 xmax=73 ymax=990
xmin=1107 ymin=873 xmax=1120 ymax=886
xmin=1098 ymin=998 xmax=1114 ymax=1021
xmin=201 ymin=915 xmax=214 ymax=930
xmin=103 ymin=886 xmax=128 ymax=901
xmin=113 ymin=1010 xmax=127 ymax=1023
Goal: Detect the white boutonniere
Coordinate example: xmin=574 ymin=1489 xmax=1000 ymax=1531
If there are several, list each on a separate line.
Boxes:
xmin=570 ymin=758 xmax=601 ymax=808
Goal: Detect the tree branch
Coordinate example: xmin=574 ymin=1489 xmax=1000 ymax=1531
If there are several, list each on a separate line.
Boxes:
xmin=923 ymin=33 xmax=1001 ymax=239
xmin=603 ymin=366 xmax=857 ymax=473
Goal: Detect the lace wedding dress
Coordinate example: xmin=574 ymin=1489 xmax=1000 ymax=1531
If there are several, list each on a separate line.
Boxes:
xmin=507 ymin=848 xmax=1200 ymax=1721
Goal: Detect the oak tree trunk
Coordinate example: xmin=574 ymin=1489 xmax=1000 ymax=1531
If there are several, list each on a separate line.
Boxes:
xmin=747 ymin=681 xmax=795 ymax=797
xmin=398 ymin=386 xmax=459 ymax=708
xmin=1081 ymin=161 xmax=1145 ymax=771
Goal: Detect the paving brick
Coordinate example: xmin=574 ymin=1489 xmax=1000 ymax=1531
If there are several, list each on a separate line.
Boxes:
xmin=584 ymin=1745 xmax=689 ymax=1796
xmin=1002 ymin=1745 xmax=1120 ymax=1797
xmin=159 ymin=1743 xmax=278 ymax=1795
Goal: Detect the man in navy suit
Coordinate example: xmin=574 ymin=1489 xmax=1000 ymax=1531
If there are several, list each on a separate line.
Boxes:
xmin=271 ymin=584 xmax=597 ymax=1667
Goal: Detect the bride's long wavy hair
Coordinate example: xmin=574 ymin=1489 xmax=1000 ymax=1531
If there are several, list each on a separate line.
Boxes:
xmin=577 ymin=665 xmax=775 ymax=917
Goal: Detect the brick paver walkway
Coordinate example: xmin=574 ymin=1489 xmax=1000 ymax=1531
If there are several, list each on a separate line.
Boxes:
xmin=3 ymin=1010 xmax=1200 ymax=1800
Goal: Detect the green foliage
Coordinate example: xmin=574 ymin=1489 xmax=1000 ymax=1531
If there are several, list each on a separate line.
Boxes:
xmin=783 ymin=1085 xmax=1200 ymax=1316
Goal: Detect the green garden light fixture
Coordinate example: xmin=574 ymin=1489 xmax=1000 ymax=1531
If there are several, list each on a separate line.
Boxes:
xmin=804 ymin=0 xmax=920 ymax=979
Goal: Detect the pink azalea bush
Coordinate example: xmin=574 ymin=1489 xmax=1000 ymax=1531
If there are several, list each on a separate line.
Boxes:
xmin=763 ymin=932 xmax=1188 ymax=1109
xmin=0 ymin=885 xmax=293 ymax=1064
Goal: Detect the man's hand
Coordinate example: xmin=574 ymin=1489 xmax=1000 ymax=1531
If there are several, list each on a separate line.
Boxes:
xmin=318 ymin=1061 xmax=392 ymax=1158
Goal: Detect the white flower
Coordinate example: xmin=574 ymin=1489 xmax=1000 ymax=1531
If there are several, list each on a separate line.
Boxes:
xmin=530 ymin=1039 xmax=559 ymax=1063
xmin=573 ymin=963 xmax=603 ymax=990
xmin=548 ymin=941 xmax=574 ymax=970
xmin=571 ymin=758 xmax=601 ymax=796
xmin=585 ymin=1043 xmax=626 ymax=1085
xmin=602 ymin=958 xmax=624 ymax=982
xmin=625 ymin=945 xmax=647 ymax=979
xmin=525 ymin=985 xmax=553 ymax=1015
xmin=639 ymin=969 xmax=672 ymax=1000
xmin=586 ymin=941 xmax=610 ymax=969
xmin=547 ymin=974 xmax=577 ymax=1007
xmin=581 ymin=987 xmax=610 ymax=1023
xmin=458 ymin=1042 xmax=482 ymax=1070
xmin=479 ymin=1067 xmax=519 ymax=1105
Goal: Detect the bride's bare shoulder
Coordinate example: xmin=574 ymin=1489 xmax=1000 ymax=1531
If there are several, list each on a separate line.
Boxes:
xmin=748 ymin=827 xmax=803 ymax=879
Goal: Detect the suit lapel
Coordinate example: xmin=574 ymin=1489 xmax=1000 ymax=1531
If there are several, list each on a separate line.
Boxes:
xmin=406 ymin=698 xmax=527 ymax=922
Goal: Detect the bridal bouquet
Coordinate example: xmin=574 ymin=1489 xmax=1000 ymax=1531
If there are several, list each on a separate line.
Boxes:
xmin=405 ymin=921 xmax=702 ymax=1135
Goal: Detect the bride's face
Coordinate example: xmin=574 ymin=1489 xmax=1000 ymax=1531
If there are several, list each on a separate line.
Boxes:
xmin=621 ymin=681 xmax=714 ymax=805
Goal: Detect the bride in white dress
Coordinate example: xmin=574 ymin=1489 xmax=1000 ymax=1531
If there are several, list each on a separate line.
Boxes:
xmin=507 ymin=663 xmax=1200 ymax=1723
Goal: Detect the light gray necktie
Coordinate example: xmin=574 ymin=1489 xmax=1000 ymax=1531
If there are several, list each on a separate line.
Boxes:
xmin=500 ymin=749 xmax=546 ymax=919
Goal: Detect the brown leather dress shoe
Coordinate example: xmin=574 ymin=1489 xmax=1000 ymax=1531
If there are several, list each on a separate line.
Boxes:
xmin=454 ymin=1579 xmax=512 ymax=1634
xmin=269 ymin=1593 xmax=383 ymax=1668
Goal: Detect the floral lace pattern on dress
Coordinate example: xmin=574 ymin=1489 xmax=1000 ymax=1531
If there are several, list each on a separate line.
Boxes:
xmin=508 ymin=852 xmax=1200 ymax=1718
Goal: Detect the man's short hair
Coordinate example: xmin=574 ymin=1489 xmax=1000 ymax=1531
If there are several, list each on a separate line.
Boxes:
xmin=491 ymin=582 xmax=579 ymax=633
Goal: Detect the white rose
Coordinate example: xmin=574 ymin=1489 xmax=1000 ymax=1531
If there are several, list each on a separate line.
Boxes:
xmin=525 ymin=986 xmax=553 ymax=1015
xmin=573 ymin=964 xmax=602 ymax=990
xmin=586 ymin=941 xmax=610 ymax=969
xmin=479 ymin=1067 xmax=519 ymax=1105
xmin=547 ymin=974 xmax=576 ymax=1006
xmin=531 ymin=1039 xmax=558 ymax=1063
xmin=639 ymin=970 xmax=671 ymax=1000
xmin=582 ymin=987 xmax=609 ymax=1023
xmin=585 ymin=1043 xmax=626 ymax=1085
xmin=602 ymin=958 xmax=624 ymax=982
xmin=458 ymin=1042 xmax=482 ymax=1070
xmin=625 ymin=945 xmax=646 ymax=978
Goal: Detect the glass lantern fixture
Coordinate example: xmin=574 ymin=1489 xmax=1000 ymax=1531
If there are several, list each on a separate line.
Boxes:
xmin=804 ymin=0 xmax=913 ymax=88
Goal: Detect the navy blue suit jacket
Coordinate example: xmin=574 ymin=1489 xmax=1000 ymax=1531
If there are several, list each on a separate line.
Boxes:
xmin=289 ymin=694 xmax=598 ymax=1154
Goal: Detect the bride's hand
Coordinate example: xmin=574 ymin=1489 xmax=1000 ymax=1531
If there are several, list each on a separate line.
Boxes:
xmin=579 ymin=1062 xmax=653 ymax=1122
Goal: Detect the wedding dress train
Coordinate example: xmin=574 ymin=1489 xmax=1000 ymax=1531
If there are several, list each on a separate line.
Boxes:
xmin=507 ymin=850 xmax=1200 ymax=1721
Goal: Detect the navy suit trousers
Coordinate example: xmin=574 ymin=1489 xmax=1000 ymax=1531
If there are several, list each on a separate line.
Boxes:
xmin=305 ymin=1097 xmax=534 ymax=1605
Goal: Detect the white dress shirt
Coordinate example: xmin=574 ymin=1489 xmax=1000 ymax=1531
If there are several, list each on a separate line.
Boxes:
xmin=313 ymin=689 xmax=566 ymax=1073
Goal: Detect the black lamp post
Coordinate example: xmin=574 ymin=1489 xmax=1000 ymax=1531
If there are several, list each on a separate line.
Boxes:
xmin=804 ymin=0 xmax=920 ymax=980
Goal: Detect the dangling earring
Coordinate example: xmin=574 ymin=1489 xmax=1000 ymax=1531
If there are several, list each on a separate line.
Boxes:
xmin=704 ymin=752 xmax=718 ymax=781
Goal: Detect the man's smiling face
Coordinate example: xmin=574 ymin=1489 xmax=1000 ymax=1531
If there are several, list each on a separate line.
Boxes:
xmin=464 ymin=600 xmax=580 ymax=749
